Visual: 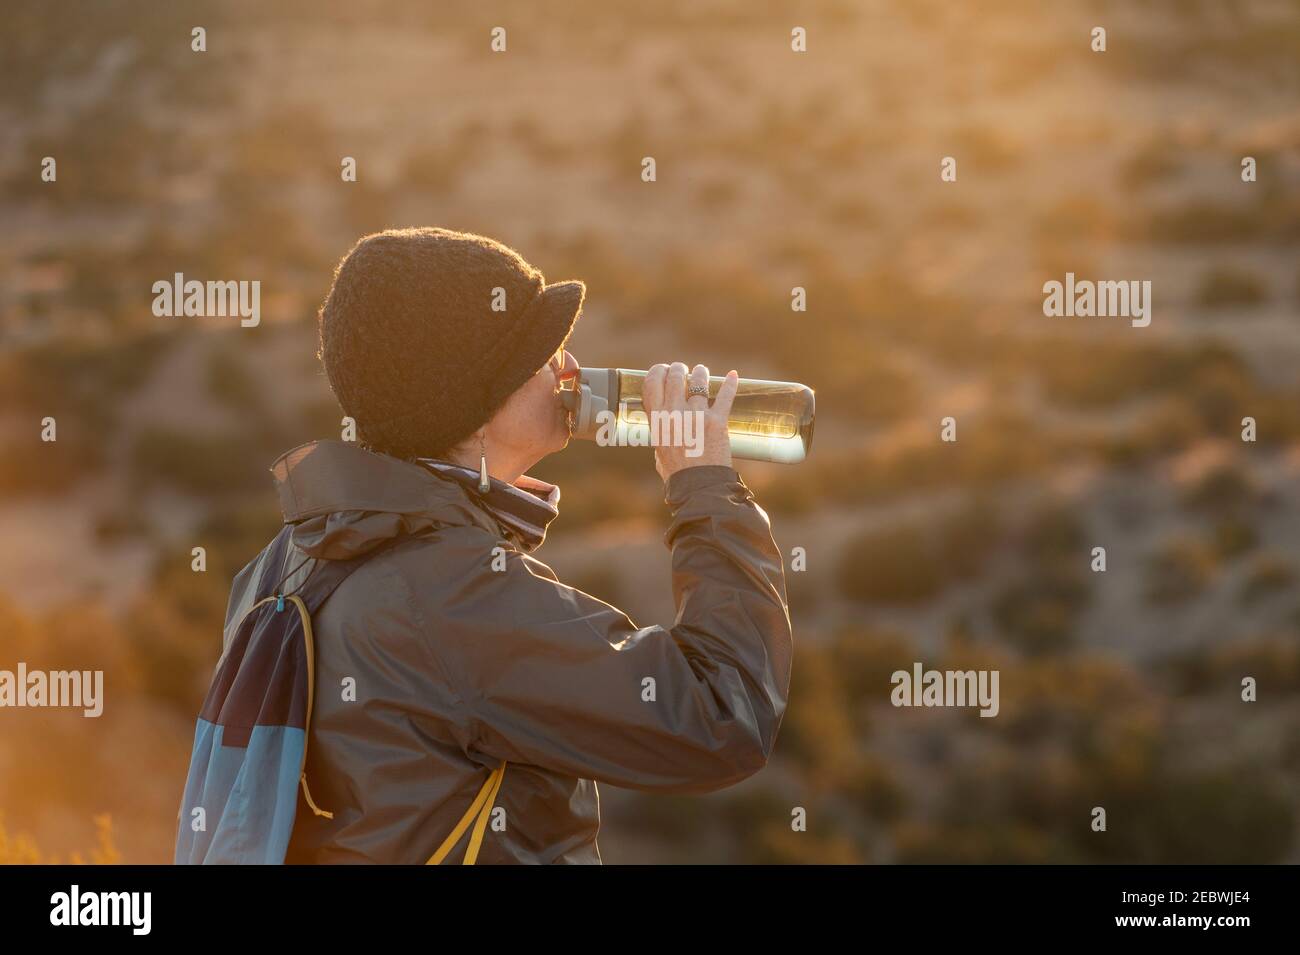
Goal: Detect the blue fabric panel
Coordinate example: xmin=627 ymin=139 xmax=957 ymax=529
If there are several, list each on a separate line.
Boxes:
xmin=174 ymin=719 xmax=306 ymax=864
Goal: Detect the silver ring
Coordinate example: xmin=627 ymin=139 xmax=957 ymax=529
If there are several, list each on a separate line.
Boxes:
xmin=687 ymin=384 xmax=708 ymax=396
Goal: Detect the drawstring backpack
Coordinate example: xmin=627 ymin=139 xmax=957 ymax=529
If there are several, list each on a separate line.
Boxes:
xmin=174 ymin=524 xmax=508 ymax=865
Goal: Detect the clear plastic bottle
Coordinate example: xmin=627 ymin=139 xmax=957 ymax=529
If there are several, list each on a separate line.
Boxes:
xmin=559 ymin=367 xmax=815 ymax=464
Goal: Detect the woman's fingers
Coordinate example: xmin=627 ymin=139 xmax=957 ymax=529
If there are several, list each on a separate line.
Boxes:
xmin=645 ymin=361 xmax=738 ymax=414
xmin=711 ymin=369 xmax=740 ymax=418
xmin=665 ymin=362 xmax=689 ymax=409
xmin=641 ymin=362 xmax=738 ymax=480
xmin=643 ymin=363 xmax=668 ymax=413
xmin=687 ymin=364 xmax=710 ymax=410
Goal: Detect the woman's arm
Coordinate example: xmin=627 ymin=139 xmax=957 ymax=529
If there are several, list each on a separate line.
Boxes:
xmin=420 ymin=464 xmax=793 ymax=794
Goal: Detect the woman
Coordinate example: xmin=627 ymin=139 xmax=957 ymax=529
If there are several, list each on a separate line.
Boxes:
xmin=241 ymin=227 xmax=792 ymax=863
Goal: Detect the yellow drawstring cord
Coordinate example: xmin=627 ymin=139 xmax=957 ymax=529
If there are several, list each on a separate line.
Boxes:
xmin=427 ymin=762 xmax=508 ymax=865
xmin=300 ymin=777 xmax=333 ymax=819
xmin=286 ymin=594 xmax=334 ymax=819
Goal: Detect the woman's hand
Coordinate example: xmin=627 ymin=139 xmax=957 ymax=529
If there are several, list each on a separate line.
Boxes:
xmin=642 ymin=362 xmax=739 ymax=483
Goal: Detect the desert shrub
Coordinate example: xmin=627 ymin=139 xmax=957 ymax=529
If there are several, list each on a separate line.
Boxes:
xmin=1101 ymin=398 xmax=1206 ymax=465
xmin=1196 ymin=266 xmax=1269 ymax=307
xmin=130 ymin=427 xmax=281 ymax=495
xmin=0 ymin=429 xmax=106 ymax=495
xmin=992 ymin=572 xmax=1088 ymax=656
xmin=295 ymin=396 xmax=347 ymax=440
xmin=1211 ymin=516 xmax=1258 ymax=560
xmin=722 ymin=789 xmax=863 ymax=864
xmin=1181 ymin=462 xmax=1259 ymax=521
xmin=125 ymin=571 xmax=232 ymax=715
xmin=778 ymin=643 xmax=857 ymax=789
xmin=990 ymin=501 xmax=1091 ymax=655
xmin=894 ymin=816 xmax=1056 ymax=864
xmin=1035 ymin=195 xmax=1119 ymax=243
xmin=507 ymin=115 xmax=576 ymax=165
xmin=93 ymin=507 xmax=155 ymax=545
xmin=846 ymin=755 xmax=906 ymax=824
xmin=1166 ymin=633 xmax=1300 ymax=697
xmin=614 ymin=794 xmax=710 ymax=848
xmin=824 ymin=195 xmax=878 ymax=227
xmin=191 ymin=499 xmax=285 ymax=579
xmin=829 ymin=626 xmax=917 ymax=699
xmin=1184 ymin=357 xmax=1267 ymax=433
xmin=695 ymin=175 xmax=741 ymax=210
xmin=1030 ymin=337 xmax=1261 ymax=429
xmin=402 ymin=141 xmax=477 ymax=194
xmin=1098 ymin=766 xmax=1294 ymax=864
xmin=1119 ymin=138 xmax=1184 ymax=190
xmin=1145 ymin=535 xmax=1219 ymax=605
xmin=949 ymin=406 xmax=1061 ymax=487
xmin=562 ymin=562 xmax=625 ymax=608
xmin=0 ymin=812 xmax=120 ymax=865
xmin=13 ymin=109 xmax=169 ymax=205
xmin=921 ymin=199 xmax=981 ymax=228
xmin=1026 ymin=337 xmax=1178 ymax=410
xmin=1238 ymin=554 xmax=1294 ymax=604
xmin=338 ymin=176 xmax=398 ymax=235
xmin=1021 ymin=499 xmax=1088 ymax=563
xmin=206 ymin=343 xmax=265 ymax=416
xmin=755 ymin=471 xmax=821 ymax=516
xmin=947 ymin=123 xmax=1024 ymax=173
xmin=835 ymin=521 xmax=946 ymax=605
xmin=545 ymin=472 xmax=659 ymax=531
xmin=227 ymin=105 xmax=337 ymax=183
xmin=0 ymin=331 xmax=174 ymax=419
xmin=782 ymin=560 xmax=822 ymax=615
xmin=1142 ymin=200 xmax=1265 ymax=244
xmin=936 ymin=494 xmax=1004 ymax=579
xmin=749 ymin=819 xmax=863 ymax=865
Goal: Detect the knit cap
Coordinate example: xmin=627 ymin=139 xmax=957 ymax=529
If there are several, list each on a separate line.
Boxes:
xmin=318 ymin=227 xmax=584 ymax=460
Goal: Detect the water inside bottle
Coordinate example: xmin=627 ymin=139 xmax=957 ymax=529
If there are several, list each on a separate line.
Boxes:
xmin=613 ymin=369 xmax=815 ymax=464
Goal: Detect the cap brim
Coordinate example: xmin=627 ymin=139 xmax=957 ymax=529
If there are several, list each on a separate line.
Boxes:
xmin=480 ymin=279 xmax=585 ymax=414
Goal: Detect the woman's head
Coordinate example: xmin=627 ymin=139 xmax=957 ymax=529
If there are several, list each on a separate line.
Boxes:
xmin=438 ymin=341 xmax=580 ymax=479
xmin=317 ymin=227 xmax=585 ymax=473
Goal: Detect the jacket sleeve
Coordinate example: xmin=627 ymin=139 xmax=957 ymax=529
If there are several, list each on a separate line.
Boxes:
xmin=422 ymin=464 xmax=793 ymax=794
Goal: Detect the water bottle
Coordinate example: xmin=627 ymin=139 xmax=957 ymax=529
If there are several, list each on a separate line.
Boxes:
xmin=559 ymin=367 xmax=815 ymax=464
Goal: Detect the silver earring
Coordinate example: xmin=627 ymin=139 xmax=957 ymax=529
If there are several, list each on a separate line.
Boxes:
xmin=477 ymin=435 xmax=490 ymax=493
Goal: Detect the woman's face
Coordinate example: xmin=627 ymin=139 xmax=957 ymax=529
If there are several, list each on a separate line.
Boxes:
xmin=484 ymin=343 xmax=579 ymax=473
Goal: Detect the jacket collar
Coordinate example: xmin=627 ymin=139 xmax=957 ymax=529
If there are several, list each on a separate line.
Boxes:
xmin=271 ymin=440 xmax=553 ymax=559
xmin=415 ymin=458 xmax=560 ymax=553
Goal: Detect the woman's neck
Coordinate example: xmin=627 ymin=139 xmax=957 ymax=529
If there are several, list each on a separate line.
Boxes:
xmin=443 ymin=445 xmax=526 ymax=485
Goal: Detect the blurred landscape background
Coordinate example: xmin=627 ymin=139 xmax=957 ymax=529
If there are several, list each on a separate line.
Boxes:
xmin=1 ymin=0 xmax=1299 ymax=863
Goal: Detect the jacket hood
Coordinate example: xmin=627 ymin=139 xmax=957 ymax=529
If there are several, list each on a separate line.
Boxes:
xmin=271 ymin=440 xmax=511 ymax=559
